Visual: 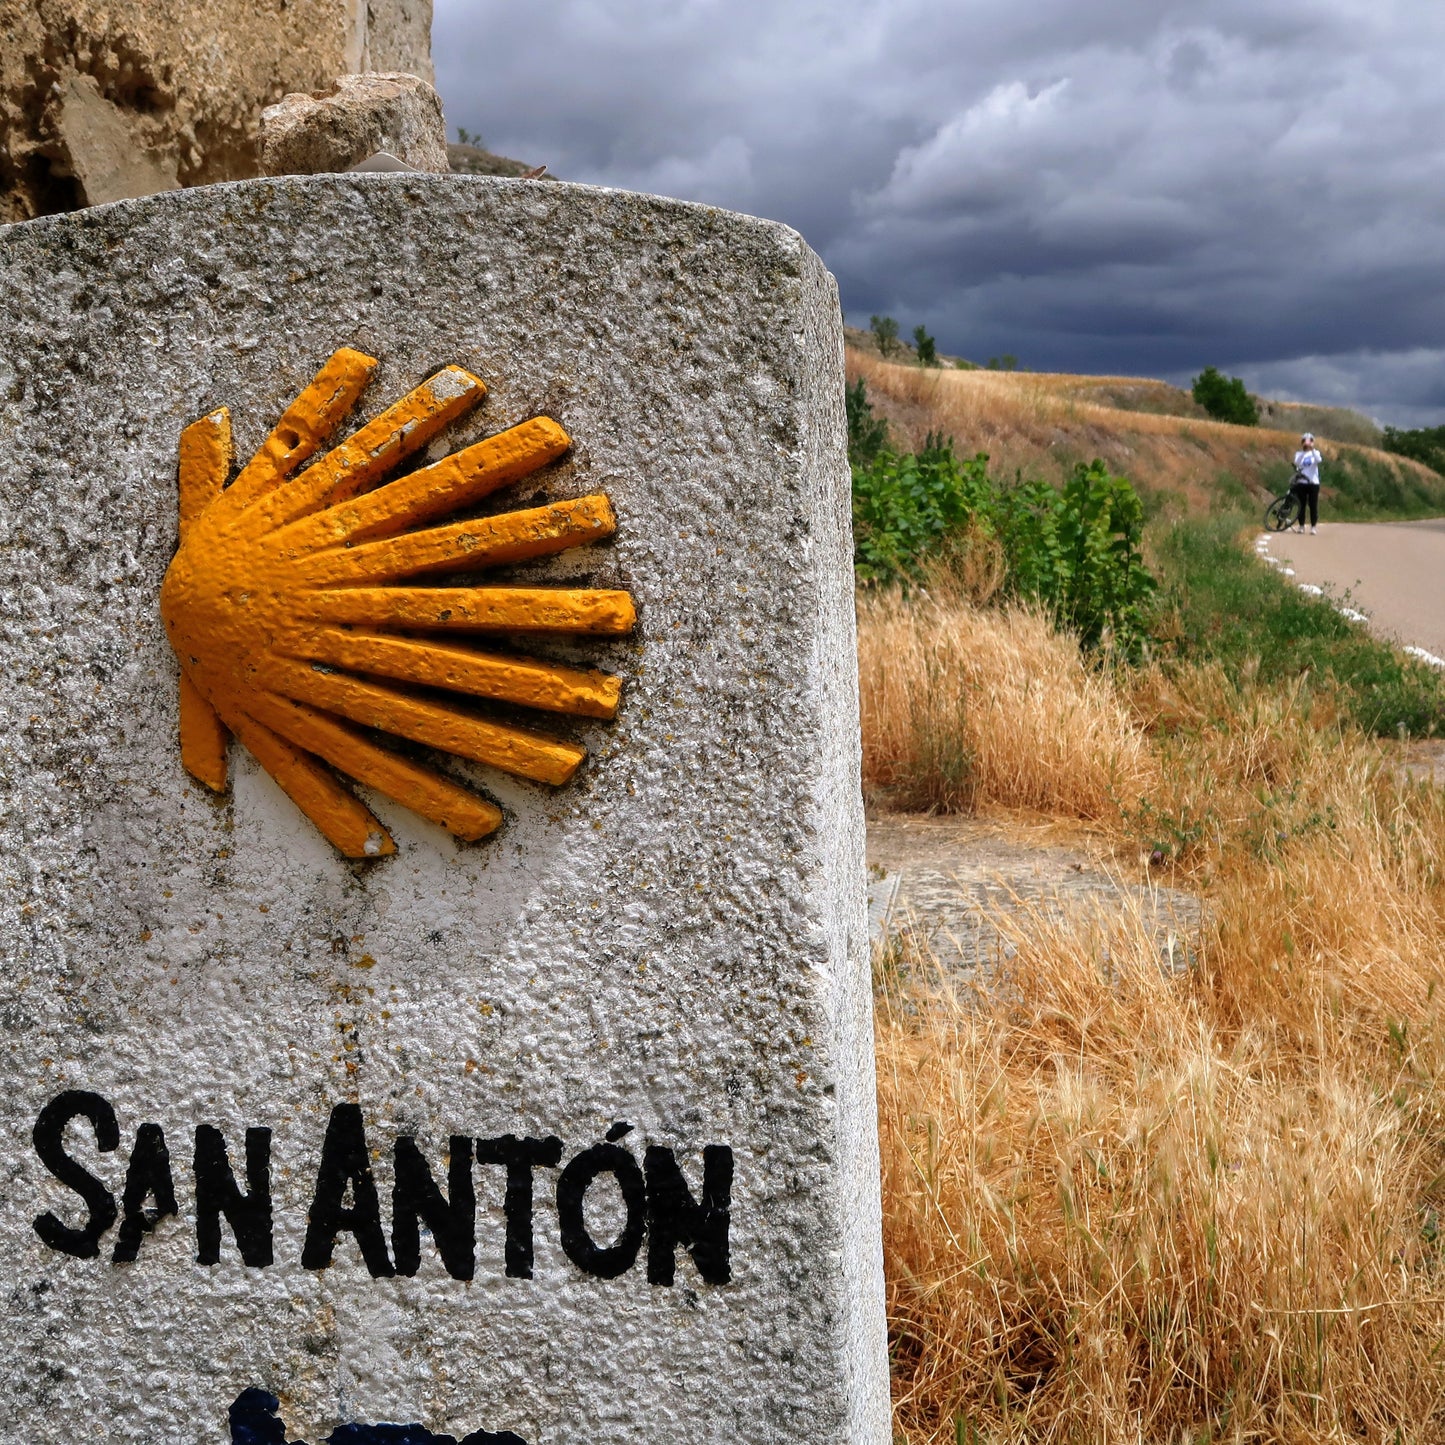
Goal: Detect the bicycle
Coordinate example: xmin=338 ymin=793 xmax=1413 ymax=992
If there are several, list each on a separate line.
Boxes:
xmin=1264 ymin=475 xmax=1306 ymax=532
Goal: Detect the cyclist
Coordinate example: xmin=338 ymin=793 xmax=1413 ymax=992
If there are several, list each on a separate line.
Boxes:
xmin=1292 ymin=432 xmax=1322 ymax=533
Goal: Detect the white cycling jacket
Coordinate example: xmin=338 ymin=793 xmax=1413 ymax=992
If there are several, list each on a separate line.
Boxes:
xmin=1294 ymin=448 xmax=1322 ymax=484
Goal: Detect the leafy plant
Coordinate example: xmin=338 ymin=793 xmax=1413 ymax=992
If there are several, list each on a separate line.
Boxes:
xmin=852 ymin=429 xmax=1156 ymax=654
xmin=852 ymin=434 xmax=994 ymax=585
xmin=987 ymin=354 xmax=1019 ymax=371
xmin=1007 ymin=460 xmax=1155 ymax=652
xmin=870 ymin=314 xmax=901 ymax=358
xmin=455 ymin=126 xmax=485 ymax=148
xmin=913 ymin=324 xmax=939 ymax=368
xmin=845 ymin=377 xmax=890 ymax=469
xmin=1191 ymin=366 xmax=1259 ymax=426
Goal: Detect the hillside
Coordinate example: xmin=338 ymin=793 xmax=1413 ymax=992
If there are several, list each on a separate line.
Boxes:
xmin=846 ymin=346 xmax=1445 ymax=519
xmin=447 ymin=142 xmax=552 ymax=178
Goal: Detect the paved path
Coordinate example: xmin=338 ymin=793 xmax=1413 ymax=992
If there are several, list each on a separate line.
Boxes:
xmin=1269 ymin=518 xmax=1445 ymax=660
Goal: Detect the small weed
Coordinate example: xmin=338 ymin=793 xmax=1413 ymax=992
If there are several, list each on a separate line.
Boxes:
xmin=1116 ymin=793 xmax=1207 ymax=864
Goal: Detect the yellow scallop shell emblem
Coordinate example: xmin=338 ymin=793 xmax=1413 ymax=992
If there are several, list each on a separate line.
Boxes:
xmin=160 ymin=347 xmax=634 ymax=858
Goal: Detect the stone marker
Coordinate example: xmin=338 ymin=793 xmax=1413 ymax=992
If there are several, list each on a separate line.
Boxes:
xmin=0 ymin=176 xmax=888 ymax=1443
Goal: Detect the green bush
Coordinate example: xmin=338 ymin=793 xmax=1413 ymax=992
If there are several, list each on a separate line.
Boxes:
xmin=852 ymin=434 xmax=994 ymax=585
xmin=1191 ymin=366 xmax=1259 ymax=426
xmin=851 ymin=411 xmax=1155 ymax=653
xmin=913 ymin=325 xmax=939 ymax=368
xmin=845 ymin=378 xmax=890 ymax=468
xmin=1005 ymin=461 xmax=1155 ymax=653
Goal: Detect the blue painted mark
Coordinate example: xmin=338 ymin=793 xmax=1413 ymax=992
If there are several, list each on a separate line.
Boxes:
xmin=229 ymin=1388 xmax=527 ymax=1445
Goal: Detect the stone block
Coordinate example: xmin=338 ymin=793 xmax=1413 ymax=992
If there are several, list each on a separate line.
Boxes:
xmin=0 ymin=0 xmax=434 ymax=222
xmin=261 ymin=73 xmax=450 ymax=177
xmin=57 ymin=72 xmax=180 ymax=204
xmin=0 ymin=176 xmax=888 ymax=1443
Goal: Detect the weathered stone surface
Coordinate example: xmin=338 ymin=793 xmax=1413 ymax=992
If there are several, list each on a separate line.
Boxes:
xmin=0 ymin=0 xmax=434 ymax=222
xmin=0 ymin=177 xmax=888 ymax=1444
xmin=56 ymin=72 xmax=181 ymax=204
xmin=261 ymin=73 xmax=449 ymax=177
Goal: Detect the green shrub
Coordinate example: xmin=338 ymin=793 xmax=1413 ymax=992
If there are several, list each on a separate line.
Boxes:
xmin=1191 ymin=366 xmax=1259 ymax=426
xmin=913 ymin=325 xmax=939 ymax=368
xmin=845 ymin=377 xmax=890 ymax=468
xmin=993 ymin=461 xmax=1154 ymax=653
xmin=852 ymin=435 xmax=994 ymax=585
xmin=852 ymin=430 xmax=1155 ymax=654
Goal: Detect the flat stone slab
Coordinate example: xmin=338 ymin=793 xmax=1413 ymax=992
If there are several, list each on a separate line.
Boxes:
xmin=0 ymin=177 xmax=887 ymax=1444
xmin=865 ymin=872 xmax=901 ymax=950
xmin=867 ymin=813 xmax=1202 ymax=976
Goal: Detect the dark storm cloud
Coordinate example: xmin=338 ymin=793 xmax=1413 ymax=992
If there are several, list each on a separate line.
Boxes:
xmin=434 ymin=1 xmax=1445 ymax=424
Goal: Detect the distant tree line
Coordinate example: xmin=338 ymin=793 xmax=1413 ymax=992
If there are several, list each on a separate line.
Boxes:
xmin=868 ymin=314 xmax=943 ymax=367
xmin=1383 ymin=424 xmax=1445 ymax=476
xmin=867 ymin=314 xmax=1020 ymax=371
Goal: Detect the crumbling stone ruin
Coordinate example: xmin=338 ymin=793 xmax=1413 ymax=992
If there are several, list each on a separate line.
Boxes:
xmin=0 ymin=0 xmax=433 ymax=222
xmin=259 ymin=72 xmax=449 ymax=177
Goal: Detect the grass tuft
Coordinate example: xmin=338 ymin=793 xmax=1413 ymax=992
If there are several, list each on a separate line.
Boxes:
xmin=858 ymin=588 xmax=1155 ymax=818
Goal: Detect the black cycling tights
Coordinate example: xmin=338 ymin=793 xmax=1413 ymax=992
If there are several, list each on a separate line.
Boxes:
xmin=1293 ymin=483 xmax=1319 ymax=527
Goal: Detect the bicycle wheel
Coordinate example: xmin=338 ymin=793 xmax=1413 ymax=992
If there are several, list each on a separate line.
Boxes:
xmin=1264 ymin=493 xmax=1300 ymax=532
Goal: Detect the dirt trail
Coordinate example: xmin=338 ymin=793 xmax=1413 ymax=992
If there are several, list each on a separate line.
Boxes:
xmin=1269 ymin=518 xmax=1445 ymax=660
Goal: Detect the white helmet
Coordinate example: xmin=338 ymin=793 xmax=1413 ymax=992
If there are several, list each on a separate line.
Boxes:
xmin=1301 ymin=433 xmax=1315 ymax=445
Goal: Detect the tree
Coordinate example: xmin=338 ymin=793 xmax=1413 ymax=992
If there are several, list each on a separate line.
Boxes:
xmin=456 ymin=126 xmax=484 ymax=148
xmin=870 ymin=314 xmax=900 ymax=358
xmin=1191 ymin=366 xmax=1259 ymax=427
xmin=987 ymin=354 xmax=1019 ymax=372
xmin=913 ymin=325 xmax=939 ymax=368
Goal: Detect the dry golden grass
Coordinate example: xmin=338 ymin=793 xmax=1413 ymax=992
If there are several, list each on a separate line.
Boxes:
xmin=847 ymin=348 xmax=1433 ymax=511
xmin=858 ymin=588 xmax=1154 ymax=818
xmin=867 ymin=594 xmax=1445 ymax=1441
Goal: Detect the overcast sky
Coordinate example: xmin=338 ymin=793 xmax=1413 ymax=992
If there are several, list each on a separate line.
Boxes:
xmin=434 ymin=1 xmax=1445 ymax=427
